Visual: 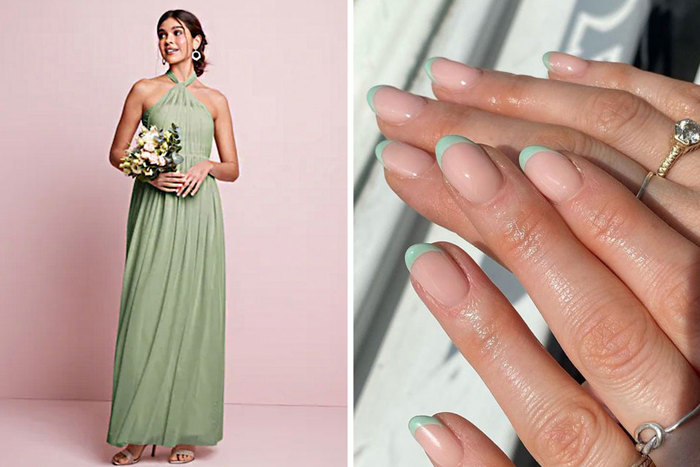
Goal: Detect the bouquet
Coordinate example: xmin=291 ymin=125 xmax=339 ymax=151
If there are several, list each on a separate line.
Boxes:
xmin=119 ymin=123 xmax=184 ymax=182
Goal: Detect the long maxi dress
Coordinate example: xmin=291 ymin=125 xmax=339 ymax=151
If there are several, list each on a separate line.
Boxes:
xmin=107 ymin=67 xmax=226 ymax=448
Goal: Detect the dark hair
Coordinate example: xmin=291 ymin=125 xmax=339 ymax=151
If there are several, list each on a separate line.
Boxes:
xmin=157 ymin=10 xmax=209 ymax=76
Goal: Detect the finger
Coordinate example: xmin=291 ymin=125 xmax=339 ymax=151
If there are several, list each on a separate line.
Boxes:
xmin=367 ymin=85 xmax=700 ymax=232
xmin=581 ymin=381 xmax=618 ymax=424
xmin=375 ymin=140 xmax=503 ymax=268
xmin=367 ymin=84 xmax=646 ymax=191
xmin=405 ymin=241 xmax=641 ymax=466
xmin=542 ymin=51 xmax=700 ymax=123
xmin=422 ymin=57 xmax=698 ymax=187
xmin=519 ymin=145 xmax=700 ymax=362
xmin=408 ymin=413 xmax=514 ymax=466
xmin=180 ymin=179 xmax=194 ymax=197
xmin=431 ymin=136 xmax=700 ymax=464
xmin=191 ymin=178 xmax=203 ymax=196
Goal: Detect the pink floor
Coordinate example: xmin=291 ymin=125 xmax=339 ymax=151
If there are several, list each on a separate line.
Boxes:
xmin=0 ymin=399 xmax=347 ymax=466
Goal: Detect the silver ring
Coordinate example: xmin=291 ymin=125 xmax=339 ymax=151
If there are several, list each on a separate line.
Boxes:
xmin=633 ymin=400 xmax=700 ymax=458
xmin=636 ymin=171 xmax=655 ymax=200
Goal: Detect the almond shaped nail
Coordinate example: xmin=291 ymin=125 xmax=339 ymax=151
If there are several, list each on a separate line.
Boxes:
xmin=408 ymin=415 xmax=463 ymax=466
xmin=376 ymin=140 xmax=434 ymax=177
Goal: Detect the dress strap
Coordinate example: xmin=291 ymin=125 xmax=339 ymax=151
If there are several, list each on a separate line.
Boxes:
xmin=165 ymin=68 xmax=197 ymax=87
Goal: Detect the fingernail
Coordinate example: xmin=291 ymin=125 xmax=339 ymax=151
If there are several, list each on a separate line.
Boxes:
xmin=408 ymin=415 xmax=463 ymax=466
xmin=366 ymin=85 xmax=426 ymax=125
xmin=436 ymin=135 xmax=503 ymax=204
xmin=542 ymin=51 xmax=588 ymax=76
xmin=375 ymin=140 xmax=434 ymax=177
xmin=424 ymin=57 xmax=480 ymax=90
xmin=519 ymin=145 xmax=583 ymax=202
xmin=405 ymin=243 xmax=469 ymax=308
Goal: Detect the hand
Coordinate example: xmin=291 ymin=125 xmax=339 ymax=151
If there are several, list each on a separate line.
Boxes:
xmin=148 ymin=170 xmax=185 ymax=193
xmin=368 ymin=54 xmax=700 ymax=244
xmin=385 ymin=139 xmax=700 ymax=465
xmin=176 ymin=160 xmax=214 ymax=197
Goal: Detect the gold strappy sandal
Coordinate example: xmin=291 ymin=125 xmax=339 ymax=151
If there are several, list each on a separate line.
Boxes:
xmin=169 ymin=445 xmax=195 ymax=464
xmin=111 ymin=444 xmax=156 ymax=465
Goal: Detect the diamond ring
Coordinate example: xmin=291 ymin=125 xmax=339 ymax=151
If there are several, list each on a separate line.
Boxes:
xmin=658 ymin=118 xmax=700 ymax=177
xmin=636 ymin=118 xmax=700 ymax=199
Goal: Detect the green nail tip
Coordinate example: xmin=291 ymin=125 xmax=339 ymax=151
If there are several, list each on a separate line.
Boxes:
xmin=519 ymin=145 xmax=556 ymax=170
xmin=366 ymin=85 xmax=385 ymax=113
xmin=375 ymin=139 xmax=394 ymax=165
xmin=404 ymin=243 xmax=442 ymax=271
xmin=435 ymin=135 xmax=476 ymax=168
xmin=408 ymin=415 xmax=444 ymax=436
xmin=542 ymin=51 xmax=554 ymax=71
xmin=424 ymin=56 xmax=439 ymax=82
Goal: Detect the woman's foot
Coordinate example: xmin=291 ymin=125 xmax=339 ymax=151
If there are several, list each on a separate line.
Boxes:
xmin=169 ymin=444 xmax=196 ymax=463
xmin=112 ymin=444 xmax=147 ymax=465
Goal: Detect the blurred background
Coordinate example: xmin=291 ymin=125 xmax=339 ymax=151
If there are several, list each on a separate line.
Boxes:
xmin=353 ymin=0 xmax=700 ymax=465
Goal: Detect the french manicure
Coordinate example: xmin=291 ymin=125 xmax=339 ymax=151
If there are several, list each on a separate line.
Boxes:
xmin=542 ymin=51 xmax=588 ymax=77
xmin=408 ymin=415 xmax=463 ymax=466
xmin=436 ymin=135 xmax=503 ymax=204
xmin=375 ymin=140 xmax=434 ymax=177
xmin=366 ymin=85 xmax=426 ymax=125
xmin=424 ymin=57 xmax=480 ymax=90
xmin=405 ymin=243 xmax=469 ymax=308
xmin=519 ymin=145 xmax=583 ymax=202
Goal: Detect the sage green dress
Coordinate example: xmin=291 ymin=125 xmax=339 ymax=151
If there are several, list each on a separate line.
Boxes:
xmin=107 ymin=68 xmax=226 ymax=448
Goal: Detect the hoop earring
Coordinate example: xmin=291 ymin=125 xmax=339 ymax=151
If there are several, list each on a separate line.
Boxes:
xmin=192 ymin=50 xmax=201 ymax=61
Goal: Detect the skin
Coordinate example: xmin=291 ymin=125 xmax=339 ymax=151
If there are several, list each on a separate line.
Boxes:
xmin=374 ymin=57 xmax=700 ymax=244
xmin=371 ymin=58 xmax=700 ymax=465
xmin=109 ymin=16 xmax=238 ymax=465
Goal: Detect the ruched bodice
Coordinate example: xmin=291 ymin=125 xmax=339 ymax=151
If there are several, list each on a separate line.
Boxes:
xmin=142 ymin=68 xmax=214 ymax=165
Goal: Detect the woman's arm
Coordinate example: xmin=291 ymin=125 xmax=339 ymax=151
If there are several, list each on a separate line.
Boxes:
xmin=108 ymin=80 xmax=149 ymax=171
xmin=209 ymin=91 xmax=240 ymax=182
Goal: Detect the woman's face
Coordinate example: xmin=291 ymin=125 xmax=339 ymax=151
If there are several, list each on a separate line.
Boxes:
xmin=157 ymin=17 xmax=200 ymax=65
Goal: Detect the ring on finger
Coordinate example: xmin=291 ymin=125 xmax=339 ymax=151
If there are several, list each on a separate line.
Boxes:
xmin=636 ymin=118 xmax=700 ymax=199
xmin=631 ymin=399 xmax=700 ymax=464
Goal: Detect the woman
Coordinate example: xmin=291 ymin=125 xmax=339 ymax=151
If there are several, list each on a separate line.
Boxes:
xmin=106 ymin=10 xmax=239 ymax=465
xmin=368 ymin=53 xmax=700 ymax=465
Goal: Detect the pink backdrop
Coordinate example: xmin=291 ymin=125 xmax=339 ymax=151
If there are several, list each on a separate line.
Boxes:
xmin=0 ymin=0 xmax=347 ymax=407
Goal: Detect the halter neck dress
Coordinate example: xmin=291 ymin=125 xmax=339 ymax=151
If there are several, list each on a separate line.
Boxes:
xmin=107 ymin=67 xmax=226 ymax=448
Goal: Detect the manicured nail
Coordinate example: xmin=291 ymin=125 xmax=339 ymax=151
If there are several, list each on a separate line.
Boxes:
xmin=519 ymin=145 xmax=583 ymax=202
xmin=366 ymin=85 xmax=426 ymax=125
xmin=408 ymin=415 xmax=463 ymax=466
xmin=542 ymin=51 xmax=588 ymax=76
xmin=375 ymin=140 xmax=434 ymax=177
xmin=435 ymin=135 xmax=503 ymax=204
xmin=405 ymin=243 xmax=469 ymax=307
xmin=424 ymin=57 xmax=480 ymax=90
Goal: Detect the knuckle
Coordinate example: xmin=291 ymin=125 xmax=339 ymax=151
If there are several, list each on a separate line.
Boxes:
xmin=493 ymin=74 xmax=532 ymax=110
xmin=584 ymin=197 xmax=635 ymax=247
xmin=577 ymin=305 xmax=648 ymax=381
xmin=651 ymin=260 xmax=700 ymax=343
xmin=585 ymin=90 xmax=645 ymax=138
xmin=529 ymin=126 xmax=591 ymax=156
xmin=532 ymin=401 xmax=603 ymax=465
xmin=496 ymin=208 xmax=552 ymax=265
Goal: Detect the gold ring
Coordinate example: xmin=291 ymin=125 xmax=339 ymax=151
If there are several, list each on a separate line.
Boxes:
xmin=657 ymin=118 xmax=700 ymax=177
xmin=637 ymin=118 xmax=700 ymax=200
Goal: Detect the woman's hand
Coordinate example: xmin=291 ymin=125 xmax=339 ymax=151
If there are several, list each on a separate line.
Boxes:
xmin=176 ymin=160 xmax=214 ymax=197
xmin=147 ymin=171 xmax=185 ymax=193
xmin=368 ymin=54 xmax=700 ymax=244
xmin=384 ymin=138 xmax=700 ymax=465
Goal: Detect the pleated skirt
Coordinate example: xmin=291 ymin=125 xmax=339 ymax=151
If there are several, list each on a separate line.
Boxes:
xmin=107 ymin=157 xmax=226 ymax=448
